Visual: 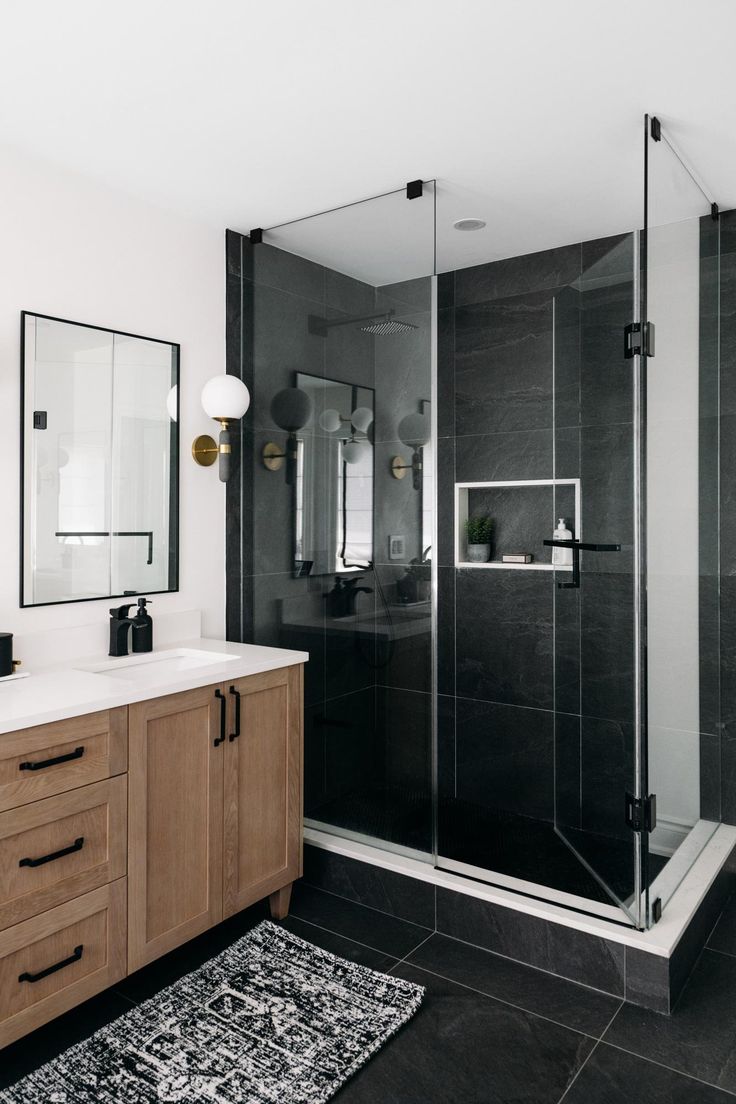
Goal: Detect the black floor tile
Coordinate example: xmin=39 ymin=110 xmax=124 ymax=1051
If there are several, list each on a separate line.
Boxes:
xmin=707 ymin=893 xmax=736 ymax=957
xmin=290 ymin=883 xmax=432 ymax=959
xmin=563 ymin=1044 xmax=735 ymax=1103
xmin=604 ymin=949 xmax=736 ymax=1093
xmin=115 ymin=900 xmax=269 ymax=1003
xmin=0 ymin=989 xmax=134 ymax=1090
xmin=278 ymin=915 xmax=399 ymax=972
xmin=406 ymin=932 xmax=621 ymax=1036
xmin=333 ymin=963 xmax=594 ymax=1103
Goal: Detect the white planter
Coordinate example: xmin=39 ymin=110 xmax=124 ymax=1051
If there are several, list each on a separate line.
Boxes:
xmin=466 ymin=543 xmax=491 ymax=563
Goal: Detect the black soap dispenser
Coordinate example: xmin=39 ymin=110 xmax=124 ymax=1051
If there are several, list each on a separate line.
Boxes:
xmin=132 ymin=598 xmax=153 ymax=653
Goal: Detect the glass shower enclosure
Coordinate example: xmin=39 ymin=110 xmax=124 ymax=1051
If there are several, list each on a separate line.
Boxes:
xmin=226 ymin=119 xmax=723 ymax=930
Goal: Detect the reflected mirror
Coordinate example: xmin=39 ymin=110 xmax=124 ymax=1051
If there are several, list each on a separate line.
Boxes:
xmin=294 ymin=372 xmax=374 ymax=576
xmin=21 ymin=312 xmax=179 ymax=606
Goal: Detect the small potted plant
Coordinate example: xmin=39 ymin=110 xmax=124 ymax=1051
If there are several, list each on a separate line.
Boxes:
xmin=465 ymin=515 xmax=493 ymax=562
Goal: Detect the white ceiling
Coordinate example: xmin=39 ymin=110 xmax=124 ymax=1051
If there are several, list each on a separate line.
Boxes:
xmin=1 ymin=0 xmax=735 ymax=282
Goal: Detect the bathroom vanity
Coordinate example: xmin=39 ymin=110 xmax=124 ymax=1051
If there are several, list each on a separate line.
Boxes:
xmin=0 ymin=641 xmax=306 ymax=1047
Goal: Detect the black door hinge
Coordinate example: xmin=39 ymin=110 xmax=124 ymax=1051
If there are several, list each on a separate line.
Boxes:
xmin=33 ymin=410 xmax=47 ymax=430
xmin=406 ymin=179 xmax=423 ymax=200
xmin=651 ymin=897 xmax=662 ymax=924
xmin=625 ymin=792 xmax=657 ymax=833
xmin=650 ymin=116 xmax=662 ymax=141
xmin=624 ymin=321 xmax=655 ymax=359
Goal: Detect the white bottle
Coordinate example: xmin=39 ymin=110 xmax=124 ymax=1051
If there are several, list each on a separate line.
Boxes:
xmin=552 ymin=518 xmax=573 ymax=567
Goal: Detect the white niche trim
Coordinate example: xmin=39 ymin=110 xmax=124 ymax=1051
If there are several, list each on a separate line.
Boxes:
xmin=455 ymin=478 xmax=581 ymax=570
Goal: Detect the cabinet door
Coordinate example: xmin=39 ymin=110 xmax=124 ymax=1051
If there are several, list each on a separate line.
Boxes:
xmin=128 ymin=686 xmax=223 ymax=971
xmin=223 ymin=665 xmax=303 ymax=917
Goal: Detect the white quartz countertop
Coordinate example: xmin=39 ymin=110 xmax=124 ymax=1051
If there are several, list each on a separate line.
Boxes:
xmin=0 ymin=638 xmax=309 ymax=735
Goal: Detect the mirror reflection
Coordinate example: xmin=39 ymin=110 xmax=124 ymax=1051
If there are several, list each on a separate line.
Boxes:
xmin=21 ymin=312 xmax=179 ymax=606
xmin=294 ymin=372 xmax=374 ymax=576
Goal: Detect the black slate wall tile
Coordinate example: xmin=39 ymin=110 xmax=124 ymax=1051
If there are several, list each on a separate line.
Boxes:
xmin=455 ymin=568 xmax=554 ymax=710
xmin=454 ymin=243 xmax=581 ymax=307
xmin=435 ymin=887 xmax=625 ymax=995
xmin=453 ymin=696 xmax=554 ymax=821
xmin=301 ymin=844 xmax=435 ymax=928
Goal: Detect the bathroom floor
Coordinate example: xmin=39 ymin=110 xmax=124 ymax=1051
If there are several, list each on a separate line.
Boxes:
xmin=2 ymin=882 xmax=736 ymax=1102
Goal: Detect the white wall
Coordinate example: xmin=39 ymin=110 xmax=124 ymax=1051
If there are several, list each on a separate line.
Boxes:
xmin=0 ymin=144 xmax=225 ymax=641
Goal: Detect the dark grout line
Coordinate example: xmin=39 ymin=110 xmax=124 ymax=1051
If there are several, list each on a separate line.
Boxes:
xmin=298 ymin=881 xmax=432 ymax=934
xmin=281 ymin=913 xmax=401 ymax=963
xmin=428 ymin=927 xmax=624 ymax=1003
xmin=598 ymin=1041 xmax=736 ymax=1099
xmin=556 ymin=1001 xmax=624 ymax=1104
xmin=395 ymin=960 xmax=608 ymax=1045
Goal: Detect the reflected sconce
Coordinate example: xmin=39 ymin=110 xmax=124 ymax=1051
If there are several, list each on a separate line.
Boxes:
xmin=192 ymin=375 xmax=251 ymax=482
xmin=391 ymin=411 xmax=429 ymax=491
xmin=166 ymin=385 xmax=178 ymax=422
xmin=318 ymin=405 xmax=373 ymax=467
xmin=262 ymin=387 xmax=314 ymax=485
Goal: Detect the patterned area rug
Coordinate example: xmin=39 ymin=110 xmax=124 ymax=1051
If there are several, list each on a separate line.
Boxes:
xmin=1 ymin=921 xmax=424 ymax=1103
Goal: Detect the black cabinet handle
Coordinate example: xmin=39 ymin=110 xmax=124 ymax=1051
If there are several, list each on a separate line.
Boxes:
xmin=229 ymin=686 xmax=241 ymax=741
xmin=19 ymin=747 xmax=85 ymax=772
xmin=19 ymin=944 xmax=83 ymax=984
xmin=214 ymin=689 xmax=226 ymax=746
xmin=19 ymin=837 xmax=84 ymax=869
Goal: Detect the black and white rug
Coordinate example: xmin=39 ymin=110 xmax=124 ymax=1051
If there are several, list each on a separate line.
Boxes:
xmin=1 ymin=921 xmax=424 ymax=1103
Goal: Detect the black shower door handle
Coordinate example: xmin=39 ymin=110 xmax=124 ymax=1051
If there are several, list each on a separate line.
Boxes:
xmin=543 ymin=540 xmax=621 ymax=589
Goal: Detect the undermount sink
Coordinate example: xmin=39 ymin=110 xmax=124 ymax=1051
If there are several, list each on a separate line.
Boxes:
xmin=79 ymin=648 xmax=238 ymax=683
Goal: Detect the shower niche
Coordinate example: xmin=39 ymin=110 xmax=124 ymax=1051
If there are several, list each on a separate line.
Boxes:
xmin=454 ymin=479 xmax=580 ymax=569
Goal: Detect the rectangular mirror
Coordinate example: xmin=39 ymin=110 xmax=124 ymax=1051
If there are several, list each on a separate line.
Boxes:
xmin=21 ymin=312 xmax=179 ymax=606
xmin=294 ymin=372 xmax=374 ymax=576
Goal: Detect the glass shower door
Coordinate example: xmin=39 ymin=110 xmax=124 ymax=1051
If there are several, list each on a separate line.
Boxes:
xmin=552 ymin=232 xmax=646 ymax=927
xmin=642 ymin=116 xmax=721 ymax=916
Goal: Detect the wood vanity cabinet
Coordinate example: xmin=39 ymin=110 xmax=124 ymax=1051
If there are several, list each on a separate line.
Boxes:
xmin=0 ymin=661 xmax=304 ymax=1047
xmin=128 ymin=665 xmax=304 ymax=972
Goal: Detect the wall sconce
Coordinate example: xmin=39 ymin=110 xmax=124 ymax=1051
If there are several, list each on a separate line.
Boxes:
xmin=192 ymin=375 xmax=250 ymax=482
xmin=391 ymin=412 xmax=429 ymax=491
xmin=262 ymin=387 xmax=314 ymax=485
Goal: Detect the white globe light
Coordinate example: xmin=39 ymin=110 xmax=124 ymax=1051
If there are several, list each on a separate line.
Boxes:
xmin=166 ymin=385 xmax=178 ymax=421
xmin=351 ymin=406 xmax=373 ymax=433
xmin=201 ymin=375 xmax=250 ymax=420
xmin=319 ymin=408 xmax=342 ymax=433
xmin=343 ymin=439 xmax=368 ymax=465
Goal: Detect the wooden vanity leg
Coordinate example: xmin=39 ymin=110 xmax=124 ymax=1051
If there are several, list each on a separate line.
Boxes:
xmin=269 ymin=883 xmax=293 ymax=920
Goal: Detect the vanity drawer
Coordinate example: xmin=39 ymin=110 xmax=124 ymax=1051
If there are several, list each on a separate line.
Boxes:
xmin=0 ymin=708 xmax=127 ymax=812
xmin=0 ymin=777 xmax=127 ymax=930
xmin=0 ymin=879 xmax=126 ymax=1048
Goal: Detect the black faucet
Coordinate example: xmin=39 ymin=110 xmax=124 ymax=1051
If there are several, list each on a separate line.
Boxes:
xmin=109 ymin=604 xmax=134 ymax=657
xmin=344 ymin=577 xmax=373 ymax=616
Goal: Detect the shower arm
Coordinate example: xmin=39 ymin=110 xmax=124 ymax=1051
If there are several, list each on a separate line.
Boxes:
xmin=308 ymin=310 xmax=396 ymax=336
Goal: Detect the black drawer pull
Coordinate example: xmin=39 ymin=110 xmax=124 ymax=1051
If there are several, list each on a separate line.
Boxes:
xmin=19 ymin=747 xmax=85 ymax=772
xmin=214 ymin=689 xmax=226 ymax=746
xmin=19 ymin=836 xmax=85 ymax=869
xmin=229 ymin=685 xmax=241 ymax=741
xmin=19 ymin=944 xmax=83 ymax=984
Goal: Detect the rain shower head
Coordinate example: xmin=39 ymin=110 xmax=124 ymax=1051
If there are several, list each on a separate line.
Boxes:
xmin=309 ymin=308 xmax=417 ymax=337
xmin=359 ymin=314 xmax=418 ymax=336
